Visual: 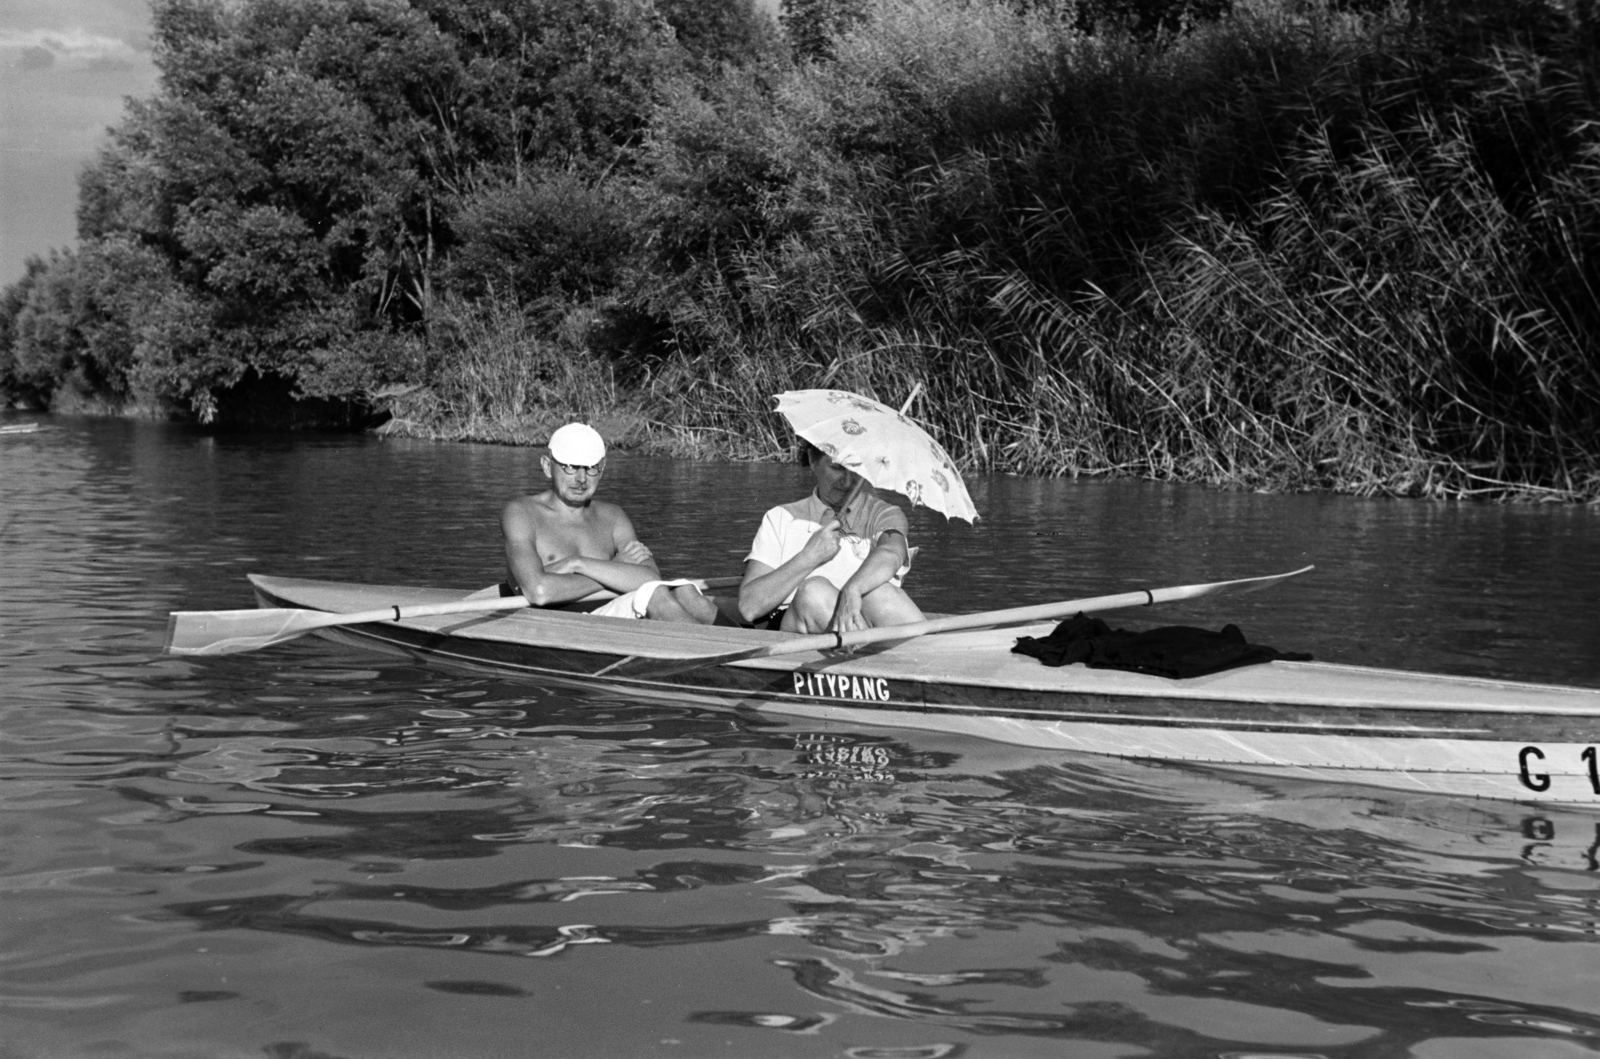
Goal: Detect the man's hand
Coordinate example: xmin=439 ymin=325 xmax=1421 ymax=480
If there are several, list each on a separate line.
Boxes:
xmin=618 ymin=540 xmax=653 ymax=566
xmin=798 ymin=519 xmax=843 ymax=567
xmin=828 ymin=585 xmax=867 ymax=637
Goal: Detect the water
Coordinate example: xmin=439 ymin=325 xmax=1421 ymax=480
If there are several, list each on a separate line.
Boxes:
xmin=3 ymin=416 xmax=1600 ymax=1058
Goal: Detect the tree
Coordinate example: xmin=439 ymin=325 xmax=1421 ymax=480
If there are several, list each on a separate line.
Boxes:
xmin=446 ymin=170 xmax=632 ymax=311
xmin=64 ymin=0 xmax=683 ymax=418
xmin=780 ymin=0 xmax=868 ymax=60
xmin=3 ymin=240 xmax=192 ymax=405
xmin=655 ymin=0 xmax=781 ymax=71
xmin=0 ymin=257 xmax=51 ymax=405
xmin=411 ymin=0 xmax=681 ymax=181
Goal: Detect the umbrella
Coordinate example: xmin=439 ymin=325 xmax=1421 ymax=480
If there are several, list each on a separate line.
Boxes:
xmin=775 ymin=388 xmax=979 ymax=522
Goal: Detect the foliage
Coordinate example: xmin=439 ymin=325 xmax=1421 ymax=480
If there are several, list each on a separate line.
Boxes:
xmin=781 ymin=0 xmax=870 ymax=60
xmin=445 ymin=170 xmax=633 ymax=312
xmin=624 ymin=0 xmax=1600 ymax=498
xmin=656 ymin=0 xmax=783 ymax=71
xmin=13 ymin=0 xmax=681 ymax=420
xmin=2 ymin=240 xmax=203 ymax=407
xmin=409 ymin=0 xmax=682 ymax=179
xmin=371 ymin=294 xmax=630 ymax=442
xmin=5 ymin=0 xmax=1600 ymax=499
xmin=0 ymin=257 xmax=50 ymax=405
xmin=1066 ymin=0 xmax=1234 ymax=37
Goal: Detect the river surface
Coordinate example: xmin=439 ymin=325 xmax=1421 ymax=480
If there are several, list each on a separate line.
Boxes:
xmin=3 ymin=416 xmax=1600 ymax=1059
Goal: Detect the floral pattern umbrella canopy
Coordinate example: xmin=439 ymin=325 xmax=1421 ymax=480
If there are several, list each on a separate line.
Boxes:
xmin=775 ymin=389 xmax=979 ymax=522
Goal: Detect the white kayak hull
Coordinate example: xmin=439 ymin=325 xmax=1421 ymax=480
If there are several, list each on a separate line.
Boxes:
xmin=245 ymin=575 xmax=1600 ymax=807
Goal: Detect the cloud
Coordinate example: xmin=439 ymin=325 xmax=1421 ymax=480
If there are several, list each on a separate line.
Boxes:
xmin=0 ymin=8 xmax=159 ymax=279
xmin=1 ymin=28 xmax=145 ymax=73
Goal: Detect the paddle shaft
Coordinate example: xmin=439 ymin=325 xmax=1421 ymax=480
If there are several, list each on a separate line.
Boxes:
xmin=300 ymin=594 xmax=531 ymax=630
xmin=747 ymin=565 xmax=1315 ymax=660
xmin=285 ymin=573 xmax=745 ymax=631
xmin=166 ymin=574 xmax=746 ymax=655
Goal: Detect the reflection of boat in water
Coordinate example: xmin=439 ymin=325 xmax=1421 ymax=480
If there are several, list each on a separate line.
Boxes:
xmin=246 ymin=575 xmax=1600 ymax=808
xmin=152 ymin=696 xmax=1600 ymax=1051
xmin=824 ymin=725 xmax=1600 ymax=876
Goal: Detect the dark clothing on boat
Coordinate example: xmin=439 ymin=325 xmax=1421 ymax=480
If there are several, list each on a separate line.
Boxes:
xmin=1012 ymin=614 xmax=1312 ymax=679
xmin=744 ymin=606 xmax=788 ymax=631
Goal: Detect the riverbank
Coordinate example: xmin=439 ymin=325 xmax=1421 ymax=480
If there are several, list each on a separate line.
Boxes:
xmin=361 ymin=267 xmax=1600 ymax=501
xmin=366 ymin=376 xmax=1600 ymax=504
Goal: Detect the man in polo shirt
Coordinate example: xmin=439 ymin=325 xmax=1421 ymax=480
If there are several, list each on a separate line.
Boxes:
xmin=501 ymin=423 xmax=717 ymax=623
xmin=738 ymin=441 xmax=925 ymax=634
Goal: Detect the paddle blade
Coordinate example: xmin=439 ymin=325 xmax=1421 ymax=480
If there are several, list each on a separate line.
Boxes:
xmin=165 ymin=607 xmax=335 ymax=656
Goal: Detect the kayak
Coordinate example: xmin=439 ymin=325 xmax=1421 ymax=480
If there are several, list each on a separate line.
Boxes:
xmin=244 ymin=574 xmax=1600 ymax=807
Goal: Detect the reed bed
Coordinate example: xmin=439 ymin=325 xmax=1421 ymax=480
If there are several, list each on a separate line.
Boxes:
xmin=373 ymin=298 xmax=647 ymax=446
xmin=378 ymin=0 xmax=1600 ymax=501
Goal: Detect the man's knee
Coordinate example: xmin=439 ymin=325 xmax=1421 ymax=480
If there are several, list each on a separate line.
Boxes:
xmin=784 ymin=578 xmax=837 ymax=632
xmin=861 ymin=582 xmax=924 ymax=626
xmin=644 ymin=584 xmax=717 ymax=625
xmin=793 ymin=578 xmax=837 ymax=612
xmin=643 ymin=587 xmax=682 ymax=621
xmin=670 ymin=585 xmax=717 ymax=623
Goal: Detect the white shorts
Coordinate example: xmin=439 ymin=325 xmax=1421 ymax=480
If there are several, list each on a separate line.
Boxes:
xmin=589 ymin=579 xmax=698 ymax=619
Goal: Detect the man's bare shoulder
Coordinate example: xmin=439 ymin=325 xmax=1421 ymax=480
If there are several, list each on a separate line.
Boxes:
xmin=503 ymin=492 xmax=552 ymax=521
xmin=586 ymin=498 xmax=633 ymax=527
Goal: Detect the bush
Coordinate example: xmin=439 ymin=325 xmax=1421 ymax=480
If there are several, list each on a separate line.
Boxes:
xmin=446 ymin=171 xmax=634 ymax=311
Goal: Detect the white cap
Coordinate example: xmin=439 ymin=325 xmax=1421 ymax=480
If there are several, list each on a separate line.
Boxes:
xmin=548 ymin=422 xmax=606 ymax=465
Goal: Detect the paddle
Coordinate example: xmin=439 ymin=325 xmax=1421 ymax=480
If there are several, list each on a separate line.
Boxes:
xmin=605 ymin=566 xmax=1314 ymax=677
xmin=166 ymin=575 xmax=745 ymax=656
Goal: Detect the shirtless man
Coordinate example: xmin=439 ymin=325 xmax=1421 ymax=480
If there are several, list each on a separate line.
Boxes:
xmin=738 ymin=441 xmax=926 ymax=634
xmin=502 ymin=423 xmax=717 ymax=623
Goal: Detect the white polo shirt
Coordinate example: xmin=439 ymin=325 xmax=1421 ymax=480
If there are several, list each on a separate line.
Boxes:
xmin=745 ymin=490 xmax=912 ymax=605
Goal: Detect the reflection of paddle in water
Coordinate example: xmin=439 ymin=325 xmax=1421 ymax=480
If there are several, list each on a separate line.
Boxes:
xmin=772 ymin=956 xmax=1072 ymax=1032
xmin=685 ymin=1010 xmax=836 ymax=1035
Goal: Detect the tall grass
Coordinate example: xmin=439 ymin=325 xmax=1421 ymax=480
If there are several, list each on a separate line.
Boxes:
xmin=1126 ymin=118 xmax=1600 ymax=497
xmin=375 ymin=297 xmax=642 ymax=445
xmin=383 ymin=0 xmax=1600 ymax=500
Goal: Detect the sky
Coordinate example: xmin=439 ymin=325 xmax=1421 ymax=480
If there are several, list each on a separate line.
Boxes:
xmin=0 ymin=0 xmax=157 ymax=285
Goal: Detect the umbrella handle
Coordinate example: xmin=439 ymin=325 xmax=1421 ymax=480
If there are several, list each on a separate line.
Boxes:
xmin=837 ymin=475 xmax=873 ymax=539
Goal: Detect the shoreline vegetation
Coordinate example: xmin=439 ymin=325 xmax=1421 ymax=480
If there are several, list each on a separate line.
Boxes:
xmin=4 ymin=0 xmax=1600 ymax=501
